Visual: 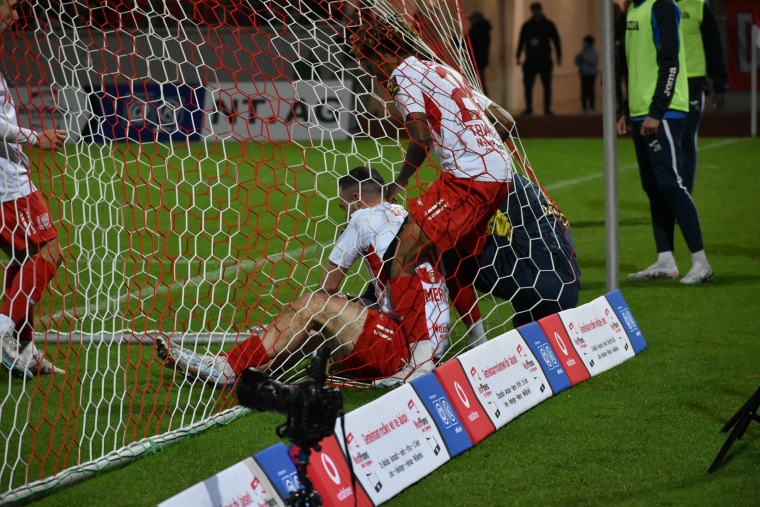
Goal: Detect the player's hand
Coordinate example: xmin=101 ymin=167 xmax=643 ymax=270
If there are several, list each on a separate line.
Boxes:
xmin=640 ymin=117 xmax=660 ymax=136
xmin=712 ymin=93 xmax=725 ymax=109
xmin=385 ymin=181 xmax=405 ymax=203
xmin=36 ymin=129 xmax=66 ymax=151
xmin=616 ymin=116 xmax=630 ymax=135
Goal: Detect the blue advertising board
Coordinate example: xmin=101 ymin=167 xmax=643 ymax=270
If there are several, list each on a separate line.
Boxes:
xmin=89 ymin=83 xmax=205 ymax=142
xmin=604 ymin=290 xmax=647 ymax=354
xmin=409 ymin=372 xmax=473 ymax=458
xmin=253 ymin=442 xmax=299 ymax=502
xmin=516 ymin=322 xmax=572 ymax=395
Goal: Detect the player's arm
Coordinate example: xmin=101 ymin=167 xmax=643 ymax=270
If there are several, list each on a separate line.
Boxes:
xmin=485 ymin=103 xmax=515 ymax=141
xmin=386 ymin=112 xmax=432 ymax=202
xmin=0 ymin=116 xmax=65 ymax=150
xmin=648 ymin=1 xmax=681 ymax=121
xmin=701 ymin=0 xmax=728 ymax=106
xmin=0 ymin=114 xmax=38 ymax=145
xmin=318 ymin=261 xmax=349 ymax=295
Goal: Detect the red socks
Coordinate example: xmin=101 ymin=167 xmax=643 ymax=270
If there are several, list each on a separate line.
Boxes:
xmin=2 ymin=257 xmax=56 ymax=340
xmin=225 ymin=334 xmax=270 ymax=375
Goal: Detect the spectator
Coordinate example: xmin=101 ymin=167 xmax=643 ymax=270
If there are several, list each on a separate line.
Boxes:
xmin=516 ymin=2 xmax=561 ymax=116
xmin=0 ymin=0 xmax=66 ymax=378
xmin=468 ymin=11 xmax=492 ymax=96
xmin=575 ymin=35 xmax=599 ymax=114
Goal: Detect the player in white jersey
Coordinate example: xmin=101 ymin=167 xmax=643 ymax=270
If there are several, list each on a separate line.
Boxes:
xmin=0 ymin=0 xmax=67 ymax=379
xmin=348 ymin=14 xmax=516 ymax=349
xmin=156 ymin=167 xmax=449 ymax=388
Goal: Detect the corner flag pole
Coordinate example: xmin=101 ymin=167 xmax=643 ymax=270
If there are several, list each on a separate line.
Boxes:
xmin=601 ymin=0 xmax=619 ymax=290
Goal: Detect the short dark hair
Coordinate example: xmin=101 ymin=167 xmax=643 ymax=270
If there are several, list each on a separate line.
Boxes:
xmin=348 ymin=13 xmax=421 ymax=61
xmin=584 ymin=35 xmax=595 ymax=45
xmin=530 ymin=2 xmax=542 ymax=12
xmin=338 ymin=166 xmax=385 ymax=198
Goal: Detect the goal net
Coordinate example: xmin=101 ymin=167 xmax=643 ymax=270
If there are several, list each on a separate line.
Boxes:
xmin=0 ymin=0 xmax=578 ymax=502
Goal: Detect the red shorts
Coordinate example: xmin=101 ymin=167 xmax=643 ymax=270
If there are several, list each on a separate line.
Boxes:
xmin=408 ymin=172 xmax=509 ymax=255
xmin=0 ymin=192 xmax=58 ymax=251
xmin=341 ymin=309 xmax=408 ymax=379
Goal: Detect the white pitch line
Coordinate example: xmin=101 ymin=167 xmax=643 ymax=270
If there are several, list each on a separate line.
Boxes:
xmin=41 ymin=244 xmax=320 ymax=324
xmin=544 ymin=138 xmax=742 ymax=191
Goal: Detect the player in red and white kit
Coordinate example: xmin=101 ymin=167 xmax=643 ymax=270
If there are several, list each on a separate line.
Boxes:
xmin=156 ymin=167 xmax=450 ymax=388
xmin=0 ymin=0 xmax=67 ymax=379
xmin=348 ymin=14 xmax=516 ymax=350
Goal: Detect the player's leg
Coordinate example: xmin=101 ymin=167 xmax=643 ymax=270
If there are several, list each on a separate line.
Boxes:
xmin=158 ymin=293 xmax=369 ymax=387
xmin=441 ymin=248 xmax=486 ymax=349
xmin=227 ymin=293 xmax=368 ymax=374
xmin=681 ymin=79 xmax=704 ymax=194
xmin=0 ymin=194 xmax=63 ymax=377
xmin=389 ymin=218 xmax=432 ymax=279
xmin=627 ymin=124 xmax=679 ymax=280
xmin=650 ymin=119 xmax=712 ymax=284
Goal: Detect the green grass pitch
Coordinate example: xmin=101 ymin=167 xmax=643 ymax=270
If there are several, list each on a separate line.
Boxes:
xmin=5 ymin=136 xmax=760 ymax=506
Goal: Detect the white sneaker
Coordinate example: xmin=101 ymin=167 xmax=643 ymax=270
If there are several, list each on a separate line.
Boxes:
xmin=680 ymin=263 xmax=714 ymax=285
xmin=155 ymin=335 xmax=236 ymax=388
xmin=19 ymin=342 xmax=65 ymax=376
xmin=0 ymin=316 xmax=28 ymax=379
xmin=373 ymin=356 xmax=434 ymax=388
xmin=2 ymin=325 xmax=64 ymax=378
xmin=627 ymin=263 xmax=679 ymax=280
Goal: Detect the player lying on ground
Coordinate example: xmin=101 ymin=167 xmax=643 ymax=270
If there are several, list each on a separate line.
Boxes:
xmin=156 ymin=167 xmax=450 ymax=388
xmin=348 ymin=13 xmax=515 ymax=351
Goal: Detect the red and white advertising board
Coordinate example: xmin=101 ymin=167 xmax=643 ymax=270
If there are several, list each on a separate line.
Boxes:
xmin=291 ymin=436 xmax=374 ymax=507
xmin=538 ymin=312 xmax=591 ymax=386
xmin=434 ymin=359 xmax=496 ymax=445
xmin=159 ymin=457 xmax=285 ymax=507
xmin=337 ymin=383 xmax=450 ymax=505
xmin=561 ymin=302 xmax=635 ymax=377
xmin=454 ymin=330 xmax=552 ymax=429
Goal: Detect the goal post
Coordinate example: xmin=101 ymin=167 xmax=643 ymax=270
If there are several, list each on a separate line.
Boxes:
xmin=0 ymin=1 xmax=578 ymax=502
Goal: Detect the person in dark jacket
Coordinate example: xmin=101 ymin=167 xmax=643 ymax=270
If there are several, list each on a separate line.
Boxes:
xmin=468 ymin=11 xmax=492 ymax=96
xmin=516 ymin=2 xmax=562 ymax=115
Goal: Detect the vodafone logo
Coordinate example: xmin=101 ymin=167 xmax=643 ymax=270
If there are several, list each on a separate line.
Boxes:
xmin=554 ymin=332 xmax=568 ymax=356
xmin=321 ymin=453 xmax=341 ymax=485
xmin=454 ymin=381 xmax=470 ymax=408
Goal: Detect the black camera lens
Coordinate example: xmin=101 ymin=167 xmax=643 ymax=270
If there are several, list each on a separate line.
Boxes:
xmin=237 ymin=368 xmax=294 ymax=416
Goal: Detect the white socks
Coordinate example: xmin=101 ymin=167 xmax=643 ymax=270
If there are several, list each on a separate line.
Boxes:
xmin=466 ymin=320 xmax=486 ymax=348
xmin=657 ymin=251 xmax=676 ymax=267
xmin=691 ymin=249 xmax=709 ymax=266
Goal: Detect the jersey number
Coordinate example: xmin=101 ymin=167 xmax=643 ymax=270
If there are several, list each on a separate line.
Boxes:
xmin=435 ymin=65 xmax=482 ymax=123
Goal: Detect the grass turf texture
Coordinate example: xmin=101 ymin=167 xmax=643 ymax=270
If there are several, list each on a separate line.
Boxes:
xmin=8 ymin=137 xmax=760 ymax=506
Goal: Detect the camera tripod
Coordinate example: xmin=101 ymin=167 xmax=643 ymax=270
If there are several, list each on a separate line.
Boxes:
xmin=287 ymin=448 xmax=323 ymax=507
xmin=708 ymin=385 xmax=760 ymax=473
